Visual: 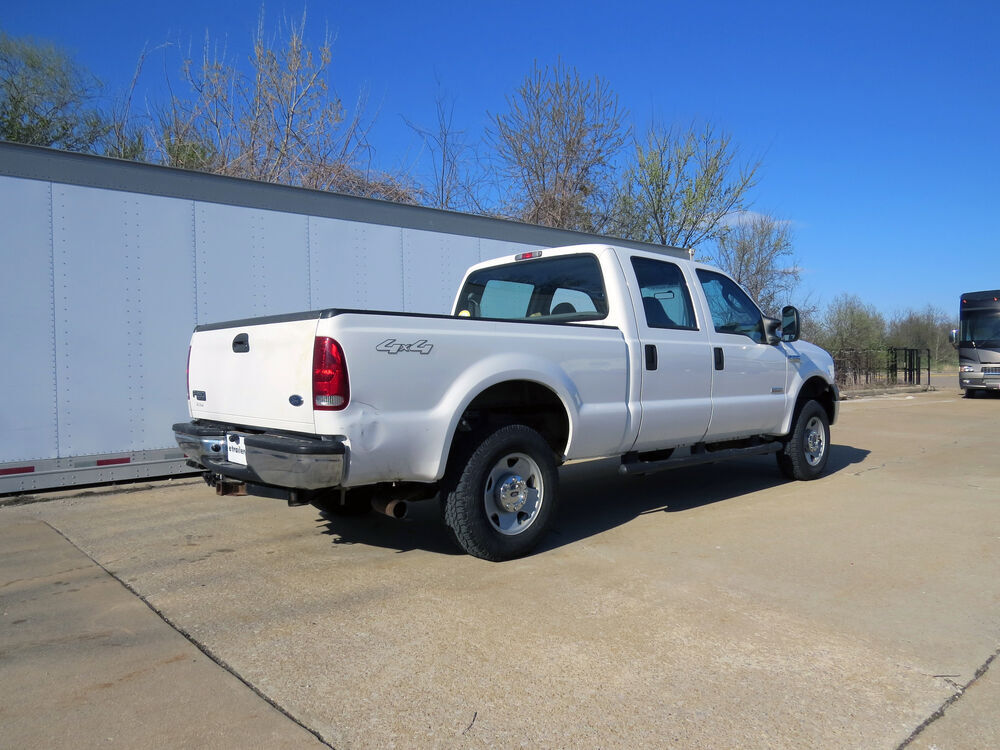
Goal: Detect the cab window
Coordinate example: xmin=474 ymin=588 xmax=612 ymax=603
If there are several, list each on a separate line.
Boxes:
xmin=631 ymin=257 xmax=697 ymax=330
xmin=457 ymin=254 xmax=608 ymax=322
xmin=696 ymin=269 xmax=764 ymax=343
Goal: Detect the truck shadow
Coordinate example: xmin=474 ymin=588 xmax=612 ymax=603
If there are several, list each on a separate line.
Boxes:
xmin=314 ymin=503 xmax=464 ymax=556
xmin=538 ymin=443 xmax=870 ymax=554
xmin=313 ymin=443 xmax=869 ymax=558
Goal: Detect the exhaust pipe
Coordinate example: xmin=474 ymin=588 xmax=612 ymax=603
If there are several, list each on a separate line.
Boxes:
xmin=371 ymin=496 xmax=408 ymax=519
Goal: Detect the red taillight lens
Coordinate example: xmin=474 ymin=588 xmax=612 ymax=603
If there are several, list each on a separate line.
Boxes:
xmin=313 ymin=337 xmax=349 ymax=410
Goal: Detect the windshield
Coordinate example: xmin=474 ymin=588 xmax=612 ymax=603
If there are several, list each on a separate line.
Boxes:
xmin=960 ymin=310 xmax=1000 ymax=347
xmin=455 ymin=254 xmax=609 ymax=323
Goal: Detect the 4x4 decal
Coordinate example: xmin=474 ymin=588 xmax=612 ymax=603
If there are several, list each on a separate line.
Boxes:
xmin=376 ymin=338 xmax=434 ymax=355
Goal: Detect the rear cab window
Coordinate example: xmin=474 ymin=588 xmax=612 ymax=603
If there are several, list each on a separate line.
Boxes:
xmin=456 ymin=254 xmax=609 ymax=323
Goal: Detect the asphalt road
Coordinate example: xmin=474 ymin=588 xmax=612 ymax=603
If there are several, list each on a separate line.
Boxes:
xmin=2 ymin=389 xmax=998 ymax=749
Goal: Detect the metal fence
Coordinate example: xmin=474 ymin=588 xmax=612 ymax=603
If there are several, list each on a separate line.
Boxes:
xmin=832 ymin=348 xmax=931 ymax=390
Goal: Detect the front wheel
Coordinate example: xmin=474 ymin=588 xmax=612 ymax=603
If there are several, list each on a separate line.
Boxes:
xmin=776 ymin=400 xmax=831 ymax=480
xmin=443 ymin=425 xmax=559 ymax=561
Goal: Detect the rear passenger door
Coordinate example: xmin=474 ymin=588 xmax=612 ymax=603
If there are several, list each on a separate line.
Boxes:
xmin=629 ymin=256 xmax=713 ymax=450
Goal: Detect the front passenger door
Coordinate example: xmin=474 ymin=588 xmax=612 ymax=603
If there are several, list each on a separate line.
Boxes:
xmin=696 ymin=270 xmax=788 ymax=439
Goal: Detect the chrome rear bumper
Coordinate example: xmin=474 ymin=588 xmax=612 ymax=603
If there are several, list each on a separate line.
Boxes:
xmin=173 ymin=421 xmax=345 ymax=490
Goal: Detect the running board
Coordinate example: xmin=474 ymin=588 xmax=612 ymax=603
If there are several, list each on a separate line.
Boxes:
xmin=619 ymin=441 xmax=783 ymax=476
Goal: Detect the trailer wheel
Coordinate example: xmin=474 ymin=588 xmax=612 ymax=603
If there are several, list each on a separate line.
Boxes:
xmin=776 ymin=400 xmax=830 ymax=480
xmin=443 ymin=424 xmax=558 ymax=561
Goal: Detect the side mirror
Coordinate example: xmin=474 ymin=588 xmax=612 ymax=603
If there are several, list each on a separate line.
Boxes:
xmin=764 ymin=317 xmax=781 ymax=345
xmin=949 ymin=329 xmax=958 ymax=348
xmin=781 ymin=306 xmax=800 ymax=342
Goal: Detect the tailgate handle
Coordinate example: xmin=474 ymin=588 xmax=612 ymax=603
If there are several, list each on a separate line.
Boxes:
xmin=232 ymin=333 xmax=250 ymax=353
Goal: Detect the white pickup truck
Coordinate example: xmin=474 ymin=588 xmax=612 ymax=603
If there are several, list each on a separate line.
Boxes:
xmin=175 ymin=243 xmax=838 ymax=560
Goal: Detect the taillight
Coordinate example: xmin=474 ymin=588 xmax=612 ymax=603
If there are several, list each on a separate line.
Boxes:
xmin=186 ymin=345 xmax=192 ymax=400
xmin=313 ymin=337 xmax=349 ymax=410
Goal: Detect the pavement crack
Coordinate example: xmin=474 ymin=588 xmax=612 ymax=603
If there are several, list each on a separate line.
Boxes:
xmin=39 ymin=520 xmax=336 ymax=750
xmin=852 ymin=463 xmax=887 ymax=476
xmin=896 ymin=647 xmax=1000 ymax=749
xmin=462 ymin=710 xmax=478 ymax=735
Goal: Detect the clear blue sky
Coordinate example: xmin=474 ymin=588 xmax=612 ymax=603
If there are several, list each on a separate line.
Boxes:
xmin=3 ymin=0 xmax=998 ymax=320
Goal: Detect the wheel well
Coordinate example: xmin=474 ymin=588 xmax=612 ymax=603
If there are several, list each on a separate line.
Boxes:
xmin=454 ymin=380 xmax=570 ymax=457
xmin=795 ymin=377 xmax=838 ymax=425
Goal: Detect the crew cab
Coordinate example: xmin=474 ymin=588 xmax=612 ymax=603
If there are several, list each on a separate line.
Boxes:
xmin=175 ymin=244 xmax=838 ymax=560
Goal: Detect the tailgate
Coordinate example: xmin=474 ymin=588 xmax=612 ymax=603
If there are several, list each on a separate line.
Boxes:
xmin=188 ymin=315 xmax=320 ymax=432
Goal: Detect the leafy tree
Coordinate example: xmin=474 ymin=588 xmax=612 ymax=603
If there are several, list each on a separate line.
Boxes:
xmin=487 ymin=59 xmax=629 ymax=231
xmin=0 ymin=30 xmax=108 ymax=151
xmin=612 ymin=124 xmax=759 ymax=251
xmin=888 ymin=306 xmax=957 ymax=367
xmin=817 ymin=294 xmax=887 ymax=353
xmin=710 ymin=213 xmax=799 ymax=315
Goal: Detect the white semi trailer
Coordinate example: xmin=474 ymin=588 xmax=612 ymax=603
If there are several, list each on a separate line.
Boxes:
xmin=0 ymin=142 xmax=681 ymax=493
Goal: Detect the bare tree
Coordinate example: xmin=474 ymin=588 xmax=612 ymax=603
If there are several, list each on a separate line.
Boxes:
xmin=103 ymin=43 xmax=171 ymax=161
xmin=613 ymin=124 xmax=759 ymax=251
xmin=710 ymin=213 xmax=800 ymax=315
xmin=405 ymin=87 xmax=485 ymax=212
xmin=155 ymin=11 xmax=415 ymax=201
xmin=487 ymin=59 xmax=629 ymax=231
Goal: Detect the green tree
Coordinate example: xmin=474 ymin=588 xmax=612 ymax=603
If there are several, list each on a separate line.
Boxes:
xmin=817 ymin=294 xmax=887 ymax=353
xmin=612 ymin=124 xmax=759 ymax=251
xmin=487 ymin=59 xmax=629 ymax=231
xmin=0 ymin=30 xmax=108 ymax=151
xmin=888 ymin=306 xmax=957 ymax=367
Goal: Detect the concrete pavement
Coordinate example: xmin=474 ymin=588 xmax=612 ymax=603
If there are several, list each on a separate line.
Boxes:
xmin=2 ymin=389 xmax=998 ymax=748
xmin=0 ymin=516 xmax=327 ymax=749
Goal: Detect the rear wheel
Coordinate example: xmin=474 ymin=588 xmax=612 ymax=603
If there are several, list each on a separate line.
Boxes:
xmin=443 ymin=424 xmax=559 ymax=561
xmin=776 ymin=400 xmax=830 ymax=480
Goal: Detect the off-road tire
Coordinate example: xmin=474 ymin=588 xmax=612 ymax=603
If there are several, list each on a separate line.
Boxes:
xmin=776 ymin=399 xmax=830 ymax=480
xmin=443 ymin=424 xmax=558 ymax=561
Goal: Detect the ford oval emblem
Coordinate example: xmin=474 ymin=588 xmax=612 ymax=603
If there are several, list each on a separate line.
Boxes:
xmin=289 ymin=395 xmax=304 ymax=407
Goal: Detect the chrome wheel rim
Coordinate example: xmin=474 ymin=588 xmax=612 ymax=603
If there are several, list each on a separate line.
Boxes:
xmin=804 ymin=416 xmax=826 ymax=467
xmin=484 ymin=452 xmax=544 ymax=536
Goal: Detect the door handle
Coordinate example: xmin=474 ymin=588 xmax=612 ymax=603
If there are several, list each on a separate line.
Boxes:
xmin=232 ymin=333 xmax=250 ymax=353
xmin=645 ymin=344 xmax=658 ymax=371
xmin=714 ymin=347 xmax=724 ymax=370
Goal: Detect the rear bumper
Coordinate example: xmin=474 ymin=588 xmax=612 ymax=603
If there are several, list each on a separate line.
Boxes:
xmin=173 ymin=421 xmax=345 ymax=490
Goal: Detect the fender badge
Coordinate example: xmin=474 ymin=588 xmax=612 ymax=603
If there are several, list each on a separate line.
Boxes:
xmin=289 ymin=395 xmax=304 ymax=407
